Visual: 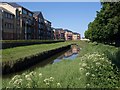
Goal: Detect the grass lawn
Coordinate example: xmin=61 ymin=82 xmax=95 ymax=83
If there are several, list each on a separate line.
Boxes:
xmin=2 ymin=41 xmax=120 ymax=88
xmin=2 ymin=41 xmax=75 ymax=62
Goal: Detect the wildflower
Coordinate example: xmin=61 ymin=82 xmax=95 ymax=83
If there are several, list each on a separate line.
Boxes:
xmin=46 ymin=83 xmax=49 ymax=86
xmin=57 ymin=83 xmax=61 ymax=87
xmin=102 ymin=54 xmax=104 ymax=56
xmin=13 ymin=80 xmax=19 ymax=85
xmin=100 ymin=58 xmax=104 ymax=60
xmin=91 ymin=66 xmax=94 ymax=69
xmin=13 ymin=80 xmax=22 ymax=85
xmin=109 ymin=61 xmax=112 ymax=64
xmin=29 ymin=71 xmax=34 ymax=76
xmin=12 ymin=75 xmax=20 ymax=81
xmin=26 ymin=78 xmax=31 ymax=81
xmin=79 ymin=68 xmax=83 ymax=71
xmin=44 ymin=78 xmax=49 ymax=83
xmin=19 ymin=79 xmax=23 ymax=84
xmin=87 ymin=84 xmax=90 ymax=87
xmin=25 ymin=75 xmax=31 ymax=81
xmin=39 ymin=73 xmax=42 ymax=77
xmin=27 ymin=83 xmax=31 ymax=88
xmin=82 ymin=63 xmax=87 ymax=67
xmin=87 ymin=66 xmax=90 ymax=69
xmin=86 ymin=72 xmax=90 ymax=76
xmin=6 ymin=87 xmax=10 ymax=89
xmin=25 ymin=75 xmax=30 ymax=78
xmin=91 ymin=74 xmax=95 ymax=77
xmin=49 ymin=77 xmax=54 ymax=81
xmin=96 ymin=62 xmax=101 ymax=66
xmin=95 ymin=69 xmax=98 ymax=71
xmin=22 ymin=73 xmax=26 ymax=76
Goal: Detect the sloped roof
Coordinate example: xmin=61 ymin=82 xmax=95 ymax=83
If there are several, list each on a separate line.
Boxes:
xmin=44 ymin=19 xmax=51 ymax=23
xmin=64 ymin=29 xmax=72 ymax=32
xmin=73 ymin=32 xmax=80 ymax=35
xmin=0 ymin=7 xmax=14 ymax=15
xmin=33 ymin=11 xmax=41 ymax=16
xmin=55 ymin=28 xmax=63 ymax=30
xmin=33 ymin=11 xmax=44 ymax=19
xmin=7 ymin=3 xmax=33 ymax=13
xmin=8 ymin=3 xmax=22 ymax=8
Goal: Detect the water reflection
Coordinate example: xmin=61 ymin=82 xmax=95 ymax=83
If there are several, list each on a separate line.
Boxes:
xmin=53 ymin=45 xmax=80 ymax=63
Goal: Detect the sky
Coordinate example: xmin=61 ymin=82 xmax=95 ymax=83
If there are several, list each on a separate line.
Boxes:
xmin=17 ymin=2 xmax=102 ymax=37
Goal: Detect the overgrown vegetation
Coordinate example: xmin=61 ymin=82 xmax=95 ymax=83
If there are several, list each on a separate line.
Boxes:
xmin=2 ymin=41 xmax=120 ymax=88
xmin=85 ymin=2 xmax=120 ymax=46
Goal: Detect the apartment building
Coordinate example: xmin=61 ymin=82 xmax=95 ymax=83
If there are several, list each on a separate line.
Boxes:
xmin=72 ymin=32 xmax=81 ymax=40
xmin=54 ymin=28 xmax=65 ymax=40
xmin=77 ymin=33 xmax=81 ymax=40
xmin=10 ymin=3 xmax=34 ymax=40
xmin=51 ymin=27 xmax=55 ymax=40
xmin=64 ymin=29 xmax=73 ymax=40
xmin=0 ymin=2 xmax=21 ymax=40
xmin=1 ymin=2 xmax=34 ymax=40
xmin=1 ymin=2 xmax=81 ymax=41
xmin=1 ymin=7 xmax=15 ymax=40
xmin=33 ymin=11 xmax=46 ymax=39
xmin=44 ymin=19 xmax=54 ymax=40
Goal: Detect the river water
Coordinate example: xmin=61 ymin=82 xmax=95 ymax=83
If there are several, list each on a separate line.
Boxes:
xmin=27 ymin=44 xmax=80 ymax=69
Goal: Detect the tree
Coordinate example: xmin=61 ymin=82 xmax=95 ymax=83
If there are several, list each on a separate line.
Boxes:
xmin=84 ymin=2 xmax=120 ymax=46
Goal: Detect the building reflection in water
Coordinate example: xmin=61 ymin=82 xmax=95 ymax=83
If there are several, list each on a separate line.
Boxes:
xmin=53 ymin=45 xmax=80 ymax=63
xmin=64 ymin=45 xmax=80 ymax=58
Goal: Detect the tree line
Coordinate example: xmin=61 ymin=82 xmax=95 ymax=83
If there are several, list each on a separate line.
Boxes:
xmin=84 ymin=2 xmax=120 ymax=46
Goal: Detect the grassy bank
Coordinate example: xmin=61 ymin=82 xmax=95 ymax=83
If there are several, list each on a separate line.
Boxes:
xmin=2 ymin=41 xmax=73 ymax=62
xmin=2 ymin=41 xmax=120 ymax=88
xmin=1 ymin=40 xmax=65 ymax=49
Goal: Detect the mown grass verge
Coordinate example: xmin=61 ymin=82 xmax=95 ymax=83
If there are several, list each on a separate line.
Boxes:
xmin=1 ymin=40 xmax=65 ymax=49
xmin=2 ymin=42 xmax=73 ymax=62
xmin=2 ymin=41 xmax=120 ymax=88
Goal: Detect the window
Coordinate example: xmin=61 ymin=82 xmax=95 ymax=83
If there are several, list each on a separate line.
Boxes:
xmin=38 ymin=30 xmax=40 ymax=34
xmin=22 ymin=9 xmax=27 ymax=15
xmin=5 ymin=12 xmax=7 ymax=18
xmin=28 ymin=12 xmax=32 ymax=17
xmin=8 ymin=14 xmax=10 ymax=19
xmin=11 ymin=24 xmax=14 ymax=29
xmin=10 ymin=15 xmax=13 ymax=19
xmin=38 ymin=24 xmax=41 ymax=28
xmin=39 ymin=18 xmax=41 ymax=22
xmin=5 ymin=23 xmax=13 ymax=29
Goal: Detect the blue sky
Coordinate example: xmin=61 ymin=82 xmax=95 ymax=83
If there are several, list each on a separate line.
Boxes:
xmin=17 ymin=2 xmax=101 ymax=37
